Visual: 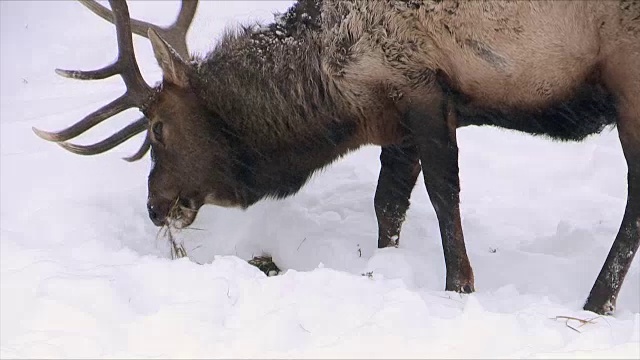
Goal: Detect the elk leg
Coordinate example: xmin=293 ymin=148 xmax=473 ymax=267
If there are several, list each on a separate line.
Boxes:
xmin=584 ymin=72 xmax=640 ymax=314
xmin=375 ymin=144 xmax=421 ymax=248
xmin=403 ymin=92 xmax=474 ymax=293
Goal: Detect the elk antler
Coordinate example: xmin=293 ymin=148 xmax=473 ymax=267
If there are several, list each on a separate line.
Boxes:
xmin=78 ymin=0 xmax=197 ymax=59
xmin=32 ymin=0 xmax=198 ymax=161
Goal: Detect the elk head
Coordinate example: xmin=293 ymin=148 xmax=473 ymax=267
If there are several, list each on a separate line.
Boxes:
xmin=33 ymin=0 xmax=241 ymax=228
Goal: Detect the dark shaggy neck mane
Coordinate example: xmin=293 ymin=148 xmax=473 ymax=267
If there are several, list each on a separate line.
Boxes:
xmin=190 ymin=23 xmax=360 ymax=206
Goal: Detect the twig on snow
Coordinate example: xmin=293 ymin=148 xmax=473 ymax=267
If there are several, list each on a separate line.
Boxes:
xmin=551 ymin=315 xmax=601 ymax=333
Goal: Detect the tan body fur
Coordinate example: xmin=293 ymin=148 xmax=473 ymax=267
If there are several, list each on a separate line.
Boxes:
xmin=322 ymin=1 xmax=638 ymax=144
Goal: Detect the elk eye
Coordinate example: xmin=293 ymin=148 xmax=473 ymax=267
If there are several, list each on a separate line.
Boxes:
xmin=151 ymin=122 xmax=164 ymax=143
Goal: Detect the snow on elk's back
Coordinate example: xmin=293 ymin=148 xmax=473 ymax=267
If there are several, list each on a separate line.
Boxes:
xmin=1 ymin=1 xmax=639 ymax=359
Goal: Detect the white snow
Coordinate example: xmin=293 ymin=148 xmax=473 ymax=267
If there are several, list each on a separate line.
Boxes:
xmin=1 ymin=1 xmax=639 ymax=358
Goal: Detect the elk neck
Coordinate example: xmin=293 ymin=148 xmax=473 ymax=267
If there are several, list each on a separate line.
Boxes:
xmin=188 ymin=25 xmax=368 ymax=205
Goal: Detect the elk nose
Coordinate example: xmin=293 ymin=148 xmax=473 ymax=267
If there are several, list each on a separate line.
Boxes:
xmin=147 ymin=201 xmax=167 ymax=226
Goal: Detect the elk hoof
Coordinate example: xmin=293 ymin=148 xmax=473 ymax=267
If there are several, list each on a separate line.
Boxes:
xmin=446 ymin=279 xmax=475 ymax=293
xmin=377 ymin=235 xmax=399 ymax=249
xmin=583 ymin=299 xmax=615 ymax=315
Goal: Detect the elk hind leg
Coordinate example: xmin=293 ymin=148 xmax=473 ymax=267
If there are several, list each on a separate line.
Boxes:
xmin=584 ymin=55 xmax=640 ymax=314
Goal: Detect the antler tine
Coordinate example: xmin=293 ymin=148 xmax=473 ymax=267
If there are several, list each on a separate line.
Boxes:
xmin=56 ymin=116 xmax=148 ymax=156
xmin=33 ymin=0 xmax=155 ymax=160
xmin=55 ymin=66 xmax=119 ymax=81
xmin=33 ymin=94 xmax=132 ymax=142
xmin=123 ymin=133 xmax=151 ymax=162
xmin=174 ymin=1 xmax=198 ymax=32
xmin=78 ymin=0 xmax=197 ymax=59
xmin=50 ymin=1 xmax=152 ymax=94
xmin=168 ymin=0 xmax=198 ymax=58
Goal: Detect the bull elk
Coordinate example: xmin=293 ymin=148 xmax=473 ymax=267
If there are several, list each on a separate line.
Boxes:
xmin=33 ymin=0 xmax=639 ymax=315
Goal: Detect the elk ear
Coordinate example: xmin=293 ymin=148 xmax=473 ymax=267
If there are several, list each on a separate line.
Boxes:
xmin=148 ymin=28 xmax=189 ymax=88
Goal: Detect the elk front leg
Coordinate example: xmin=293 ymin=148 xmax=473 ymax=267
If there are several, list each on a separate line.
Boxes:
xmin=403 ymin=92 xmax=474 ymax=293
xmin=375 ymin=144 xmax=421 ymax=248
xmin=584 ymin=62 xmax=640 ymax=314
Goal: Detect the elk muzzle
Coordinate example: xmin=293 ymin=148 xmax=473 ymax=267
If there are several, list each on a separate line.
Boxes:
xmin=147 ymin=195 xmax=200 ymax=228
xmin=147 ymin=197 xmax=173 ymax=226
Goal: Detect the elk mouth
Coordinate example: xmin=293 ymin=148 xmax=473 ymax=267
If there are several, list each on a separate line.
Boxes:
xmin=148 ymin=190 xmax=246 ymax=228
xmin=164 ymin=197 xmax=201 ymax=229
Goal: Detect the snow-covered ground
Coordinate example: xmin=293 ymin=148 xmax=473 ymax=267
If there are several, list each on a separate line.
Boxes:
xmin=1 ymin=1 xmax=638 ymax=358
